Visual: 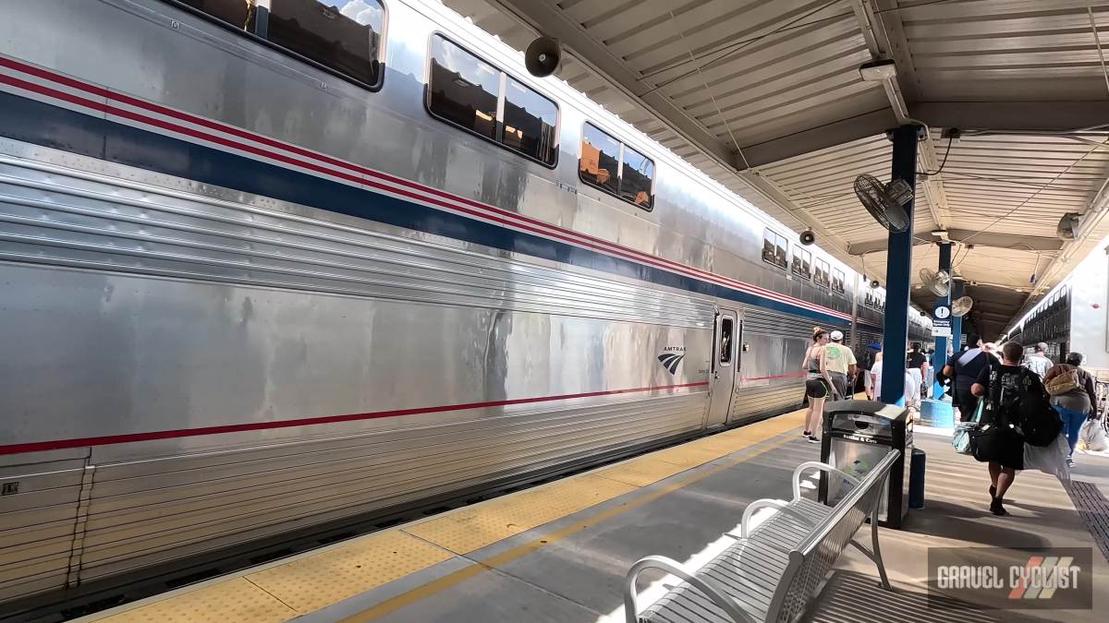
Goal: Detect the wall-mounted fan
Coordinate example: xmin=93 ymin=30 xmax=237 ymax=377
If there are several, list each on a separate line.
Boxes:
xmin=853 ymin=174 xmax=912 ymax=233
xmin=951 ymin=296 xmax=973 ymax=317
xmin=918 ymin=268 xmax=951 ymax=297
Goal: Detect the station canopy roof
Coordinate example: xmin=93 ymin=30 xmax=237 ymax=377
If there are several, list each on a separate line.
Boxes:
xmin=441 ymin=0 xmax=1109 ymax=338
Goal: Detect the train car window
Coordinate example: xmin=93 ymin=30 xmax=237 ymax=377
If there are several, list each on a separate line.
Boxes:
xmin=176 ymin=0 xmax=258 ymax=31
xmin=832 ymin=268 xmax=846 ymax=294
xmin=502 ymin=78 xmax=558 ymax=165
xmin=619 ymin=145 xmax=655 ymax=209
xmin=762 ymin=229 xmax=787 ymax=269
xmin=580 ymin=123 xmax=620 ymax=195
xmin=428 ymin=35 xmax=501 ymax=140
xmin=267 ymin=0 xmax=385 ymax=87
xmin=814 ymin=259 xmax=830 ymax=289
xmin=791 ymin=248 xmax=812 ymax=279
xmin=719 ymin=317 xmax=734 ymax=365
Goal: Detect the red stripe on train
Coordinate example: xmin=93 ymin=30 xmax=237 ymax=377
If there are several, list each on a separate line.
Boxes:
xmin=0 ymin=382 xmax=709 ymax=455
xmin=0 ymin=56 xmax=852 ymax=321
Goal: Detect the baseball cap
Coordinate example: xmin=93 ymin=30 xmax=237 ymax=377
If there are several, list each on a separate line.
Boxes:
xmin=830 ymin=330 xmax=844 ymax=341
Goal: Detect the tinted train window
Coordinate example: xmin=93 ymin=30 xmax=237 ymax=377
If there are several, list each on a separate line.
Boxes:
xmin=580 ymin=124 xmax=620 ymax=195
xmin=502 ymin=78 xmax=558 ymax=164
xmin=719 ymin=317 xmax=734 ymax=365
xmin=792 ymin=248 xmax=812 ymax=279
xmin=428 ymin=35 xmax=500 ymax=140
xmin=579 ymin=123 xmax=655 ymax=210
xmin=426 ymin=36 xmax=559 ymax=167
xmin=832 ymin=268 xmax=846 ymax=294
xmin=762 ymin=229 xmax=787 ymax=269
xmin=177 ymin=0 xmax=259 ymax=31
xmin=814 ymin=259 xmax=830 ymax=289
xmin=620 ymin=145 xmax=655 ymax=209
xmin=267 ymin=0 xmax=385 ymax=87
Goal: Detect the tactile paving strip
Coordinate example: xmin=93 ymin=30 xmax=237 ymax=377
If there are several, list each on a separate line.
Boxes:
xmin=1064 ymin=480 xmax=1109 ymax=563
xmin=401 ymin=473 xmax=638 ymax=554
xmin=88 ymin=577 xmax=297 ymax=623
xmin=245 ymin=530 xmax=455 ymax=613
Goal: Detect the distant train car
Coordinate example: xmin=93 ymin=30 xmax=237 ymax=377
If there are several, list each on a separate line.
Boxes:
xmin=0 ymin=0 xmax=925 ymax=604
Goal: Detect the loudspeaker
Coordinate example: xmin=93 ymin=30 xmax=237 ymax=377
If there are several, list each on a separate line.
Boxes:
xmin=870 ymin=279 xmax=881 ymax=289
xmin=799 ymin=229 xmax=816 ymax=246
xmin=525 ymin=37 xmax=561 ymax=77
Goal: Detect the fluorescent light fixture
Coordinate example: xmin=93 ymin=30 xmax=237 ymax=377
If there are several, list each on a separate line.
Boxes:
xmin=859 ymin=59 xmax=897 ymax=82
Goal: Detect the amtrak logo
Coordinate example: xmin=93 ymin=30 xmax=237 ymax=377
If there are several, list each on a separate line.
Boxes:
xmin=657 ymin=349 xmax=686 ymax=374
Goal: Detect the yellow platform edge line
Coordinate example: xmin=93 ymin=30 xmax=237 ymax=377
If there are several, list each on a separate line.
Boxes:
xmin=339 ymin=432 xmax=798 ymax=623
xmin=82 ymin=407 xmax=810 ymax=623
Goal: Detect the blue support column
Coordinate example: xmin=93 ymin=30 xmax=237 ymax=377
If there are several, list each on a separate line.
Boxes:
xmin=950 ymin=279 xmax=965 ymax=353
xmin=880 ymin=125 xmax=919 ymax=405
xmin=932 ymin=241 xmax=952 ymax=398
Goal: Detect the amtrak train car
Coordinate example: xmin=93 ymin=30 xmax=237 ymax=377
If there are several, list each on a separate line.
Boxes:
xmin=0 ymin=0 xmax=922 ymax=605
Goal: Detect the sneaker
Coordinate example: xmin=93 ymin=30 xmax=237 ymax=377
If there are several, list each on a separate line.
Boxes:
xmin=805 ymin=435 xmax=820 ymax=444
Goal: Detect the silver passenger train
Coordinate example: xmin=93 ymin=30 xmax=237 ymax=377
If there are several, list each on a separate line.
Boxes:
xmin=0 ymin=0 xmax=931 ymax=605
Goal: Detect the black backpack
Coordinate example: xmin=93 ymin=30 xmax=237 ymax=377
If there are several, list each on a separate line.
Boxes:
xmin=987 ymin=366 xmax=1061 ymax=447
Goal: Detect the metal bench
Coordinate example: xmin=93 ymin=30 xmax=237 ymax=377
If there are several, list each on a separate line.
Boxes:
xmin=624 ymin=449 xmax=899 ymax=623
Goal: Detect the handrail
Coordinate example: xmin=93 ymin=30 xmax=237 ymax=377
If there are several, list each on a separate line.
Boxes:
xmin=790 ymin=460 xmax=860 ymax=500
xmin=624 ymin=555 xmax=757 ymax=623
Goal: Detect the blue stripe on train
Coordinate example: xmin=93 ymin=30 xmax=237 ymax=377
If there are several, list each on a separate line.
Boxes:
xmin=0 ymin=90 xmax=854 ymax=326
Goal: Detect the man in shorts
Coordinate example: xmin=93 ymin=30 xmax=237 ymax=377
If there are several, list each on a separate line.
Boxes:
xmin=824 ymin=330 xmax=857 ymax=399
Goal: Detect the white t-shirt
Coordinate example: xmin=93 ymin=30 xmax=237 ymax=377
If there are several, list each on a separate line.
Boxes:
xmin=871 ymin=360 xmax=918 ymax=404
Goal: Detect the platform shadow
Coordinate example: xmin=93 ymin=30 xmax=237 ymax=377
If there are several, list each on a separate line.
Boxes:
xmin=806 ymin=571 xmax=1045 ymax=623
xmin=903 ymin=499 xmax=1054 ymax=548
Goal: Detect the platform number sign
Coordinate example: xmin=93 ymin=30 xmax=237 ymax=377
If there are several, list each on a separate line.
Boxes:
xmin=933 ymin=304 xmax=952 ymax=337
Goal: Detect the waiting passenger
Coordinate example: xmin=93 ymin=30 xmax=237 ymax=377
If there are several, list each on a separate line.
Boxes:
xmin=822 ymin=330 xmax=856 ymax=400
xmin=860 ymin=342 xmax=881 ymax=400
xmin=906 ymin=343 xmax=927 ymax=404
xmin=870 ymin=350 xmax=919 ymax=407
xmin=971 ymin=341 xmax=1045 ymax=516
xmin=801 ymin=328 xmax=833 ymax=443
xmin=1044 ymin=352 xmax=1098 ymax=467
xmin=942 ymin=334 xmax=989 ymax=421
xmin=1023 ymin=342 xmax=1053 ymax=379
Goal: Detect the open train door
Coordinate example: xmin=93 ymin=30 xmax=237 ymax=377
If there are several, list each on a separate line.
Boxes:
xmin=705 ymin=309 xmax=738 ymax=427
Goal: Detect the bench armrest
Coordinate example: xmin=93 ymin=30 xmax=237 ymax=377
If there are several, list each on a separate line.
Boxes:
xmin=740 ymin=498 xmax=814 ymax=538
xmin=624 ymin=555 xmax=757 ymax=623
xmin=792 ymin=461 xmax=860 ymax=500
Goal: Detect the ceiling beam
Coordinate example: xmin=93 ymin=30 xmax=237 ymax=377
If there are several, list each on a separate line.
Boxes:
xmin=740 ymin=109 xmax=897 ymax=169
xmin=912 ymin=102 xmax=1109 ymax=132
xmin=849 ymin=229 xmax=1066 ymax=256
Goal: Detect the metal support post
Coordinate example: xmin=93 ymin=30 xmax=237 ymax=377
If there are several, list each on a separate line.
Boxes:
xmin=880 ymin=125 xmax=919 ymax=405
xmin=950 ymin=279 xmax=965 ymax=354
xmin=932 ymin=241 xmax=952 ymax=398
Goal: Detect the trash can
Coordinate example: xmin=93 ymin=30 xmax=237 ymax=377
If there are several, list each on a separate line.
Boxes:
xmin=819 ymin=400 xmax=913 ymax=528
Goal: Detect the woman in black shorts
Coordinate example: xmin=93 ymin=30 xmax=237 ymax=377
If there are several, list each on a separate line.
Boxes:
xmin=801 ymin=328 xmax=832 ymax=443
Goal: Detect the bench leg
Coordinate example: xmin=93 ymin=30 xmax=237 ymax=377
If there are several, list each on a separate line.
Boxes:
xmin=848 ymin=486 xmax=892 ymax=591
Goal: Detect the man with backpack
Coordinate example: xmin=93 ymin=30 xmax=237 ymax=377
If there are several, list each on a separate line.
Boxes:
xmin=970 ymin=341 xmax=1060 ymax=516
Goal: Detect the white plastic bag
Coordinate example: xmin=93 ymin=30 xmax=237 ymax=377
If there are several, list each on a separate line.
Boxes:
xmin=1023 ymin=433 xmax=1071 ymax=481
xmin=1080 ymin=419 xmax=1108 ymax=452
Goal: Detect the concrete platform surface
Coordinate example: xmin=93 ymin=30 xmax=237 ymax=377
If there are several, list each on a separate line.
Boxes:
xmin=75 ymin=409 xmax=1109 ymax=623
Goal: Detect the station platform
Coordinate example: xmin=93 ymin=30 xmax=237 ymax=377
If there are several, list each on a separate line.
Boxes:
xmin=74 ymin=407 xmax=1109 ymax=623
